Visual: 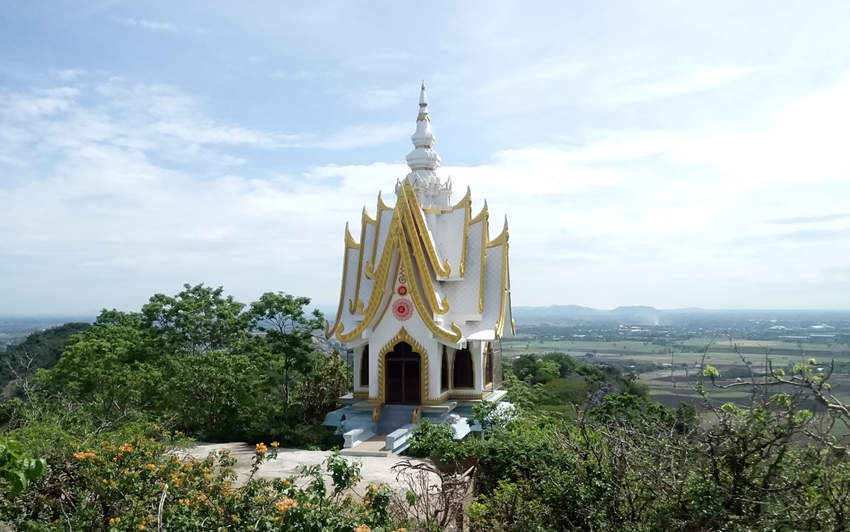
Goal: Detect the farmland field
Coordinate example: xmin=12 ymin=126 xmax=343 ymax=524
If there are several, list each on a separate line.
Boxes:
xmin=500 ymin=337 xmax=850 ymax=411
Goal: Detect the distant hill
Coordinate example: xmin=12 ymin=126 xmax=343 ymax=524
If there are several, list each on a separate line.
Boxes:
xmin=512 ymin=305 xmax=663 ymax=325
xmin=512 ymin=306 xmax=850 ymax=326
xmin=0 ymin=322 xmax=91 ymax=398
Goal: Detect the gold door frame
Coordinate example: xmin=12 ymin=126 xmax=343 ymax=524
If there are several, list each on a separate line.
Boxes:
xmin=371 ymin=328 xmax=430 ymax=405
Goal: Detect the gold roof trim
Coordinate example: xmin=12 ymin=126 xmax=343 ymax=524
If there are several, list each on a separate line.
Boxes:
xmin=398 ymin=190 xmax=450 ymax=315
xmin=335 ymin=189 xmax=462 ymax=343
xmin=470 ymin=199 xmax=488 ymax=224
xmin=469 ymin=200 xmax=490 ymax=313
xmin=365 ymin=192 xmax=394 ymax=280
xmin=371 ymin=259 xmax=401 ymax=332
xmin=336 ymin=216 xmax=401 ymax=343
xmin=455 ymin=187 xmax=472 ymax=278
xmin=324 ymin=222 xmax=359 ymax=338
xmin=486 ymin=217 xmax=511 ymax=338
xmin=486 ymin=216 xmax=510 ymax=248
xmin=349 ymin=207 xmax=376 ymax=314
xmin=395 ymin=229 xmax=463 ymax=342
xmin=495 ymin=241 xmax=510 ymax=338
xmin=400 ymin=182 xmax=452 ymax=278
xmin=451 ymin=186 xmax=472 ymax=211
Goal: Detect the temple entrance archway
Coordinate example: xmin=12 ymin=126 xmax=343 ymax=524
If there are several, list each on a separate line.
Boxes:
xmin=384 ymin=341 xmax=421 ymax=404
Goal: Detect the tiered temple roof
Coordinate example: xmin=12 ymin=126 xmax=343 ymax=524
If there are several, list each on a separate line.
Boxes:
xmin=325 ymin=84 xmax=513 ymax=346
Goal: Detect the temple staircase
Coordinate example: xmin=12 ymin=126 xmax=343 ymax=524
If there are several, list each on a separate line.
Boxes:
xmin=340 ymin=404 xmax=418 ymax=457
xmin=376 ymin=405 xmax=417 ymax=435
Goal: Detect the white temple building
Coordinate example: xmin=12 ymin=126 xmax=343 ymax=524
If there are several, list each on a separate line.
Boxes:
xmin=323 ymin=84 xmax=513 ymax=454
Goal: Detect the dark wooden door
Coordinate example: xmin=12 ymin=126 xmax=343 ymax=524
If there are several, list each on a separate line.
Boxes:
xmin=384 ymin=342 xmax=421 ymax=404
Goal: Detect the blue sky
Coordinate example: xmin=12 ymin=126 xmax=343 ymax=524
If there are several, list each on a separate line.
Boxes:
xmin=1 ymin=1 xmax=849 ymax=314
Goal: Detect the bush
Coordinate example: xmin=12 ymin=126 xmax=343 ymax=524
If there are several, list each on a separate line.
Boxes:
xmin=0 ymin=423 xmax=396 ymax=531
xmin=542 ymin=377 xmax=588 ymax=405
xmin=406 ymin=419 xmax=475 ymax=465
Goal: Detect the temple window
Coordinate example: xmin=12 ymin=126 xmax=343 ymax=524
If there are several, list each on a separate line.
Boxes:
xmin=453 ymin=347 xmax=473 ymax=388
xmin=440 ymin=346 xmax=449 ymax=392
xmin=360 ymin=345 xmax=369 ymax=387
xmin=485 ymin=342 xmax=494 ymax=386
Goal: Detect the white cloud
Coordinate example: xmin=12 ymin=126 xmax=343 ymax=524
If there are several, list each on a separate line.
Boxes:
xmin=314 ymin=123 xmax=410 ymax=150
xmin=350 ymin=87 xmax=408 ymax=110
xmin=116 ymin=17 xmax=205 ymax=35
xmin=589 ymin=65 xmax=756 ymax=106
xmin=53 ymin=69 xmax=86 ymax=81
xmin=3 ymin=72 xmax=850 ymax=312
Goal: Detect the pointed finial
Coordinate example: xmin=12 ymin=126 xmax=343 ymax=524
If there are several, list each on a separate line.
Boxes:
xmin=403 ymin=81 xmax=441 ymax=196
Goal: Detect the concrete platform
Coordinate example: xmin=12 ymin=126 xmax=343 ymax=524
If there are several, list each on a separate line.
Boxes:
xmin=340 ymin=435 xmax=390 ymax=457
xmin=182 ymin=442 xmax=437 ymax=494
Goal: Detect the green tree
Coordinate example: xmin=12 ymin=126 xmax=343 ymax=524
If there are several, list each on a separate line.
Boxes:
xmin=0 ymin=322 xmax=90 ymax=396
xmin=294 ymin=353 xmax=351 ymax=425
xmin=36 ymin=313 xmax=162 ymax=424
xmin=512 ymin=354 xmax=539 ymax=382
xmin=249 ymin=292 xmax=324 ymax=410
xmin=534 ymin=360 xmax=560 ymax=384
xmin=140 ymin=283 xmax=251 ymax=356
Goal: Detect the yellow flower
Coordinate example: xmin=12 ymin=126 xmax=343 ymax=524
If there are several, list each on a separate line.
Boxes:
xmin=232 ymin=515 xmax=238 ymax=521
xmin=119 ymin=443 xmax=134 ymax=453
xmin=139 ymin=525 xmax=146 ymax=531
xmin=255 ymin=443 xmax=268 ymax=455
xmin=271 ymin=441 xmax=280 ymax=448
xmin=73 ymin=451 xmax=98 ymax=461
xmin=354 ymin=525 xmax=371 ymax=532
xmin=275 ymin=496 xmax=298 ymax=513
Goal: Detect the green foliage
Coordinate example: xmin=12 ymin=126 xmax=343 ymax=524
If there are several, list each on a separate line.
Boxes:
xmin=37 ymin=316 xmax=162 ymax=423
xmin=470 ymin=379 xmax=850 ymax=532
xmin=469 ymin=480 xmax=552 ymax=532
xmin=0 ymin=423 xmax=396 ymax=531
xmin=325 ymin=449 xmax=362 ymax=496
xmin=0 ymin=322 xmax=90 ymax=396
xmin=0 ymin=437 xmax=46 ymax=498
xmin=30 ymin=284 xmax=345 ymax=447
xmin=542 ymin=377 xmax=588 ymax=404
xmin=540 ymin=352 xmax=580 ymax=377
xmin=406 ymin=419 xmax=475 ymax=465
xmin=249 ymin=291 xmax=325 ymax=408
xmin=141 ymin=283 xmax=251 ymax=356
xmin=511 ymin=354 xmax=539 ymax=382
xmin=474 ymin=416 xmax=562 ymax=495
xmin=534 ymin=360 xmax=560 ymax=383
xmin=591 ymin=393 xmax=697 ymax=434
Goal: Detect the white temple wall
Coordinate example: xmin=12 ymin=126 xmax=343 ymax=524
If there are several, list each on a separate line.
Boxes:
xmin=369 ymin=305 xmax=439 ymax=402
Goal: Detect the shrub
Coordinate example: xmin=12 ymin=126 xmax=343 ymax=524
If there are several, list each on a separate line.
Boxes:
xmin=0 ymin=425 xmax=396 ymax=532
xmin=406 ymin=419 xmax=475 ymax=465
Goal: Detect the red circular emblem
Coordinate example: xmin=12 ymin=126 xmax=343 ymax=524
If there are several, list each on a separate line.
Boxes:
xmin=398 ymin=286 xmax=407 ymax=296
xmin=392 ymin=298 xmax=413 ymax=321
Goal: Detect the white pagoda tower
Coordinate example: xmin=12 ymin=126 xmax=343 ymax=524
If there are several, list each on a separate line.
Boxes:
xmin=324 ymin=84 xmax=513 ymax=453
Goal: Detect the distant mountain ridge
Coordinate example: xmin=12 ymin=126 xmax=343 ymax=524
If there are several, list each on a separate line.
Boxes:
xmin=512 ymin=305 xmax=663 ymax=325
xmin=511 ymin=305 xmax=850 ymax=326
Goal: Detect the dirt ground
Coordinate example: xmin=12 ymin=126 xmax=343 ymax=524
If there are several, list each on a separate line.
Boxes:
xmin=182 ymin=442 xmax=438 ymax=496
